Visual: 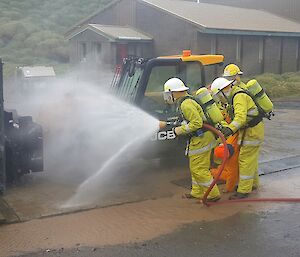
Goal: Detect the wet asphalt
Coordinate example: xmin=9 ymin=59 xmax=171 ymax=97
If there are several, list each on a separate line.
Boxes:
xmin=4 ymin=104 xmax=300 ymax=257
xmin=16 ymin=205 xmax=300 ymax=257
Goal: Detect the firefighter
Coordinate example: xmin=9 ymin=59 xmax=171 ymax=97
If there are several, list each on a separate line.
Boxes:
xmin=159 ymin=78 xmax=220 ymax=202
xmin=210 ymin=77 xmax=264 ymax=199
xmin=223 ymin=64 xmax=247 ymax=89
xmin=209 ymin=78 xmax=239 ymax=193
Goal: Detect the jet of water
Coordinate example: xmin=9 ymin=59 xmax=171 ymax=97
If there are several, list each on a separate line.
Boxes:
xmin=63 ymin=132 xmax=154 ymax=208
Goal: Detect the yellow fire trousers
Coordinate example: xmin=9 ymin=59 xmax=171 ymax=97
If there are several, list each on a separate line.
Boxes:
xmin=189 ymin=149 xmax=220 ymax=199
xmin=237 ymin=144 xmax=260 ymax=194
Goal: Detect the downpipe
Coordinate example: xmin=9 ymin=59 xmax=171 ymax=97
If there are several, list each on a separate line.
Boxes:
xmin=202 ymin=123 xmax=300 ymax=207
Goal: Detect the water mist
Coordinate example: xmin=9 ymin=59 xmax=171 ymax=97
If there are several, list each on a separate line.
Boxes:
xmin=5 ymin=67 xmax=159 ymax=208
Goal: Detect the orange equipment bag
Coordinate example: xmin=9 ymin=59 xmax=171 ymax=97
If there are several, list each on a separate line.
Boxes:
xmin=211 ymin=133 xmax=239 ymax=192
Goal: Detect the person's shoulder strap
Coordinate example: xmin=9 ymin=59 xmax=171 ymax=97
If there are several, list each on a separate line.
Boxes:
xmin=231 ymin=89 xmax=264 ymax=127
xmin=177 ymin=95 xmax=199 ymax=120
xmin=178 ymin=95 xmax=198 ymax=107
xmin=230 ymin=90 xmax=251 ymax=105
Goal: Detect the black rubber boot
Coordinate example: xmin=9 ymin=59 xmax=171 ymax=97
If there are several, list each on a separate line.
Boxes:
xmin=183 ymin=193 xmax=198 ymax=199
xmin=229 ymin=192 xmax=249 ymax=200
xmin=206 ymin=196 xmax=221 ymax=202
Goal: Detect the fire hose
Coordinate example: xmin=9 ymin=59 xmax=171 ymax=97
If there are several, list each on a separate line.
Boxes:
xmin=202 ymin=123 xmax=300 ymax=207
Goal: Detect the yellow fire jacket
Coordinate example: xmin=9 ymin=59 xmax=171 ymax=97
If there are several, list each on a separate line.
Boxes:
xmin=178 ymin=97 xmax=216 ymax=156
xmin=227 ymin=86 xmax=264 ymax=146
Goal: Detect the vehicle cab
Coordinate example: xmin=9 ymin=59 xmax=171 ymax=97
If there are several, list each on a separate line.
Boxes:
xmin=112 ymin=50 xmax=224 ymax=157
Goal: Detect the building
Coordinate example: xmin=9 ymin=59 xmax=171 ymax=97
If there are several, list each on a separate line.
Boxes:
xmin=66 ymin=23 xmax=153 ymax=68
xmin=66 ymin=0 xmax=300 ymax=77
xmin=198 ymin=0 xmax=300 ymax=23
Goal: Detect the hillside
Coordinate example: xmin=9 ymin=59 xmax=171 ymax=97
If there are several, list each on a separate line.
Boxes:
xmin=0 ymin=0 xmax=112 ymax=77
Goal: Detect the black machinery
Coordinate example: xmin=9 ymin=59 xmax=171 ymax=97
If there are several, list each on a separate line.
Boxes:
xmin=0 ymin=59 xmax=43 ymax=194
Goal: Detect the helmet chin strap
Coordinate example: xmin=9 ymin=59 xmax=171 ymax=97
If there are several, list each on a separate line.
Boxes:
xmin=170 ymin=90 xmax=175 ymax=103
xmin=233 ymin=80 xmax=238 ymax=86
xmin=220 ymin=86 xmax=232 ymax=102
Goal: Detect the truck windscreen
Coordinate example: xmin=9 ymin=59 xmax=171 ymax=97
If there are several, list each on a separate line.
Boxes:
xmin=141 ymin=61 xmax=204 ymax=120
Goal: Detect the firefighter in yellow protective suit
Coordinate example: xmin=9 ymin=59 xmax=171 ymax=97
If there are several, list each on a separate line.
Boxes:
xmin=208 ymin=81 xmax=239 ymax=192
xmin=159 ymin=78 xmax=220 ymax=202
xmin=211 ymin=76 xmax=264 ymax=199
xmin=223 ymin=64 xmax=247 ymax=89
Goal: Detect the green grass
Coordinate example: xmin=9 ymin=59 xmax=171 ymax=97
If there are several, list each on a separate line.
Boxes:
xmin=0 ymin=0 xmax=112 ymax=78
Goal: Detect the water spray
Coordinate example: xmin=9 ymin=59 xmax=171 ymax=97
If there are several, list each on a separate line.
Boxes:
xmin=64 ymin=131 xmax=157 ymax=208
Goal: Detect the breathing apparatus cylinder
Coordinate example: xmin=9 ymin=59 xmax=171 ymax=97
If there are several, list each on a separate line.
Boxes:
xmin=195 ymin=87 xmax=224 ymax=125
xmin=246 ymin=80 xmax=273 ymax=115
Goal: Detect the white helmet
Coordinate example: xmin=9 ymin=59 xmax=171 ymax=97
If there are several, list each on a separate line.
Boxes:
xmin=164 ymin=78 xmax=189 ymax=92
xmin=163 ymin=78 xmax=188 ymax=104
xmin=210 ymin=77 xmax=234 ymax=96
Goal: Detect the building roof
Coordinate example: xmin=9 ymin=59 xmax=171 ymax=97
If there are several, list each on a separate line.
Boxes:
xmin=66 ymin=24 xmax=153 ymax=41
xmin=66 ymin=0 xmax=300 ymax=38
xmin=19 ymin=66 xmax=56 ymax=78
xmin=197 ymin=0 xmax=300 ymax=23
xmin=142 ymin=0 xmax=300 ymax=36
xmin=65 ymin=0 xmax=122 ymax=36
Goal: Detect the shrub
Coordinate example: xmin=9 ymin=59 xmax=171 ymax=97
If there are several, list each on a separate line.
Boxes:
xmin=1 ymin=0 xmax=110 ymax=79
xmin=248 ymin=72 xmax=300 ymax=99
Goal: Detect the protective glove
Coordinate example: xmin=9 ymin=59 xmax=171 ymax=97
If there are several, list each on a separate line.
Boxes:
xmin=221 ymin=126 xmax=233 ymax=137
xmin=159 ymin=121 xmax=167 ymax=130
xmin=172 ymin=126 xmax=183 ymax=136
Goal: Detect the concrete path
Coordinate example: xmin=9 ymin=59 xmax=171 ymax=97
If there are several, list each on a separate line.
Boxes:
xmin=0 ymin=166 xmax=300 ymax=257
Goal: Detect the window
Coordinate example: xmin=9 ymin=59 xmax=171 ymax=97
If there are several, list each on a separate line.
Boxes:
xmin=141 ymin=62 xmax=204 ymax=119
xmin=96 ymin=43 xmax=102 ymax=56
xmin=92 ymin=42 xmax=102 ymax=62
xmin=79 ymin=42 xmax=87 ymax=61
xmin=185 ymin=62 xmax=203 ymax=93
xmin=117 ymin=67 xmax=143 ymax=102
xmin=142 ymin=65 xmax=177 ymax=119
xmin=146 ymin=66 xmax=177 ymax=93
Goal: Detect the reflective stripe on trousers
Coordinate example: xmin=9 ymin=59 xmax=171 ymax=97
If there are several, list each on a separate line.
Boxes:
xmin=192 ymin=179 xmax=213 ymax=187
xmin=189 ymin=149 xmax=220 ymax=199
xmin=188 ymin=142 xmax=216 ymax=156
xmin=240 ymin=175 xmax=255 ymax=180
xmin=238 ymin=139 xmax=263 ymax=146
